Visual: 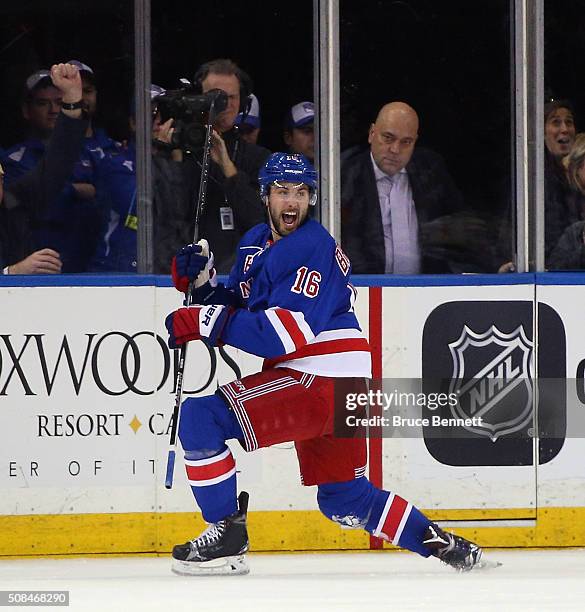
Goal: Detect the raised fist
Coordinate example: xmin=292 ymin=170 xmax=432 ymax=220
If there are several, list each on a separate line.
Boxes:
xmin=50 ymin=63 xmax=82 ymax=103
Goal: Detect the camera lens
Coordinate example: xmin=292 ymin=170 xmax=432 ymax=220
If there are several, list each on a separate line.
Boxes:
xmin=184 ymin=123 xmax=206 ymax=149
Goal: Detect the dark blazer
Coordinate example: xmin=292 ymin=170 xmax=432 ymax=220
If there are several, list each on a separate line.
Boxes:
xmin=341 ymin=147 xmax=468 ymax=274
xmin=544 ymin=151 xmax=585 ymax=266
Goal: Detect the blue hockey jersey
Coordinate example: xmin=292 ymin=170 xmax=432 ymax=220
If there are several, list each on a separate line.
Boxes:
xmin=216 ymin=219 xmax=371 ymax=378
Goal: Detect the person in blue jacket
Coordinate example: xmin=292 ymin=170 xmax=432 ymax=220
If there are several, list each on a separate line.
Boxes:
xmin=89 ymin=85 xmax=178 ymax=273
xmin=0 ymin=64 xmax=89 ymax=275
xmin=2 ymin=63 xmax=115 ymax=272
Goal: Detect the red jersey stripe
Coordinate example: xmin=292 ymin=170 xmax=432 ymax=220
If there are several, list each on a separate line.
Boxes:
xmin=264 ymin=337 xmax=370 ymax=369
xmin=185 ymin=453 xmax=235 ymax=482
xmin=274 ymin=309 xmax=307 ymax=350
xmin=380 ymin=495 xmax=409 ymax=542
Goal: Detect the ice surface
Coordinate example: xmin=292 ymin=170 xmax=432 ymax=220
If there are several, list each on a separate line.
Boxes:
xmin=0 ymin=550 xmax=584 ymax=611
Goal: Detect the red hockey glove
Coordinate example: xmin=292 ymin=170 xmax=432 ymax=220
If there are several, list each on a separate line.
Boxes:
xmin=165 ymin=304 xmax=230 ymax=349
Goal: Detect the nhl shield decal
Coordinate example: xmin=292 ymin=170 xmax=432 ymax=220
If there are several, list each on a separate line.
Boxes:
xmin=448 ymin=325 xmax=534 ymax=441
xmin=422 ymin=301 xmax=566 ymax=467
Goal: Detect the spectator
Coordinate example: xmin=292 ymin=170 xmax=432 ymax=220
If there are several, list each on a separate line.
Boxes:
xmin=544 ymin=98 xmax=579 ymax=264
xmin=67 ymin=59 xmax=120 ymax=267
xmin=90 ymin=85 xmax=180 ymax=272
xmin=341 ymin=101 xmax=481 ymax=274
xmin=0 ymin=63 xmax=88 ymax=275
xmin=148 ymin=84 xmax=168 ymax=146
xmin=284 ymin=101 xmax=314 ymax=161
xmin=234 ymin=93 xmax=260 ymax=145
xmin=156 ymin=58 xmax=270 ymax=273
xmin=548 ymin=133 xmax=585 ymax=269
xmin=2 ymin=65 xmax=105 ymax=272
xmin=564 ymin=133 xmax=585 ymax=206
xmin=66 ymin=59 xmax=119 ymax=163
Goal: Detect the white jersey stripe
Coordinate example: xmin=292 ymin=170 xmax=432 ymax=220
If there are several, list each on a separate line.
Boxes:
xmin=229 ymin=402 xmax=256 ymax=451
xmin=392 ymin=502 xmax=412 ymax=546
xmin=223 ymin=376 xmax=298 ymax=401
xmin=275 ymin=351 xmax=372 ymax=378
xmin=300 ymin=373 xmax=316 ymax=388
xmin=231 ymin=379 xmax=299 ymax=404
xmin=309 ymin=328 xmax=366 ymax=343
xmin=221 ymin=387 xmax=257 ymax=451
xmin=373 ymin=493 xmax=394 ymax=538
xmin=265 ymin=309 xmax=296 ymax=354
xmin=221 ymin=386 xmax=256 ymax=450
xmin=235 ymin=379 xmax=299 ymax=408
xmin=289 ymin=311 xmax=315 ymax=343
xmin=184 ymin=447 xmax=231 ymax=467
xmin=221 ymin=376 xmax=301 ymax=451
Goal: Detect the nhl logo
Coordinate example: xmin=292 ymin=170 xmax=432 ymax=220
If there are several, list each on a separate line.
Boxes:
xmin=448 ymin=325 xmax=534 ymax=441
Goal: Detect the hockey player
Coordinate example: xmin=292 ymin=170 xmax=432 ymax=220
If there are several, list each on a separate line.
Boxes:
xmin=165 ymin=152 xmax=485 ymax=576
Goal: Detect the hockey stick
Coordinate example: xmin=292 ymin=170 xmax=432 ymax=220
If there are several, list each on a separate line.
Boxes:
xmin=165 ymin=93 xmax=225 ymax=489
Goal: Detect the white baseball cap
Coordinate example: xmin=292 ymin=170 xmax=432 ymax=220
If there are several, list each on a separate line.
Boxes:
xmin=286 ymin=101 xmax=314 ymax=129
xmin=25 ymin=69 xmax=52 ymax=92
xmin=235 ymin=93 xmax=260 ymax=128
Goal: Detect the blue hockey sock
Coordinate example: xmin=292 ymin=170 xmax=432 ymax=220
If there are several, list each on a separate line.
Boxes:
xmin=364 ymin=487 xmax=433 ymax=557
xmin=318 ymin=478 xmax=433 ymax=557
xmin=317 ymin=477 xmax=377 ymax=529
xmin=184 ymin=445 xmax=237 ymax=523
xmin=179 ymin=393 xmax=244 ymax=523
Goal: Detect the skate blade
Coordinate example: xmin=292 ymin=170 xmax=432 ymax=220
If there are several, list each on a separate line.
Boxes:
xmin=172 ymin=554 xmax=249 ymax=576
xmin=472 ymin=557 xmax=502 ymax=571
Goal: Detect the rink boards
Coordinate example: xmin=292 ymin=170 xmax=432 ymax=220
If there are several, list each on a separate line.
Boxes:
xmin=1 ymin=273 xmax=584 ymax=555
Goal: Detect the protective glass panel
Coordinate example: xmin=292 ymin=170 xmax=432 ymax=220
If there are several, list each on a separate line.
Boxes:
xmin=544 ymin=1 xmax=585 ymax=271
xmin=0 ymin=0 xmax=133 ymax=274
xmin=148 ymin=0 xmax=314 ymax=274
xmin=339 ymin=0 xmax=513 ymax=275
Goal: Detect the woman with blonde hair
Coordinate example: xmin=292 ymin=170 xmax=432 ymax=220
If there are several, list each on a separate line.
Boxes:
xmin=564 ymin=133 xmax=585 ymax=195
xmin=549 ymin=133 xmax=585 ymax=269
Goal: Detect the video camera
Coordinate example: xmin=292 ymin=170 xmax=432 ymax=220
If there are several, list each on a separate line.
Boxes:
xmin=156 ymin=86 xmax=228 ymax=151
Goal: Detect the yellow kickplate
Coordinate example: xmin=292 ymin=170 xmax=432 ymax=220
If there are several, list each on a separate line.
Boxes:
xmin=1 ymin=507 xmax=584 ymax=557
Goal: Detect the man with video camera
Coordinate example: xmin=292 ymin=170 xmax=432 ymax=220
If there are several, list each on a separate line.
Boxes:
xmin=154 ymin=59 xmax=271 ymax=273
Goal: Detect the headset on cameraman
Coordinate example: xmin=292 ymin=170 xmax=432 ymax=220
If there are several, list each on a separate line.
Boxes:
xmin=192 ymin=58 xmax=253 ymax=161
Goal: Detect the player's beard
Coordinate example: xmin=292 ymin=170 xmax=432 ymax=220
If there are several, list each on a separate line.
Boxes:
xmin=268 ymin=204 xmax=309 ymax=239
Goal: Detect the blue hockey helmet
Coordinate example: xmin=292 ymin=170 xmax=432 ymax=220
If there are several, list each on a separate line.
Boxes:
xmin=258 ymin=152 xmax=318 ymax=206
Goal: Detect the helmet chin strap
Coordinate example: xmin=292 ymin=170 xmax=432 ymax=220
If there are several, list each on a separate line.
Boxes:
xmin=264 ymin=196 xmax=286 ymax=239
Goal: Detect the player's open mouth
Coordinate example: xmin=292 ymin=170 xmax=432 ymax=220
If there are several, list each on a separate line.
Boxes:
xmin=282 ymin=211 xmax=298 ymax=227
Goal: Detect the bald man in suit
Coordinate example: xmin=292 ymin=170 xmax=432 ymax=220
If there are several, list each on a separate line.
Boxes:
xmin=341 ymin=102 xmax=478 ymax=274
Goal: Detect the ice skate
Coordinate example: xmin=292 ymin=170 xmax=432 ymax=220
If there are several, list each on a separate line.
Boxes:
xmin=423 ymin=524 xmax=500 ymax=571
xmin=172 ymin=491 xmax=250 ymax=576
